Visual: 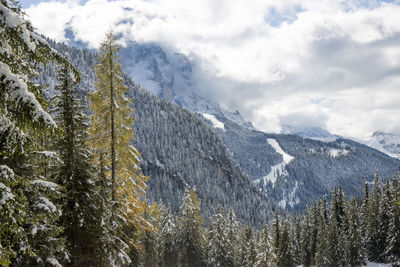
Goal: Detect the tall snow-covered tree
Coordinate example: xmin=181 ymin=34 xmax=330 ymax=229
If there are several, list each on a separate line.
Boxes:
xmin=207 ymin=207 xmax=232 ymax=267
xmin=276 ymin=220 xmax=295 ymax=267
xmin=385 ymin=171 xmax=400 ymax=262
xmin=156 ymin=204 xmax=178 ymax=267
xmin=255 ymin=224 xmax=273 ymax=267
xmin=88 ymin=30 xmax=148 ymax=265
xmin=0 ymin=0 xmax=74 ymax=265
xmin=177 ymin=188 xmax=204 ymax=267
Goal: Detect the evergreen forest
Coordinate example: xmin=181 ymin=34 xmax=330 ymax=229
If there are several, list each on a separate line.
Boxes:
xmin=1 ymin=1 xmax=400 ymax=266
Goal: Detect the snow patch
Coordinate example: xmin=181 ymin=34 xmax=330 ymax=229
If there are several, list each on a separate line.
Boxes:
xmin=253 ymin=139 xmax=294 ymax=187
xmin=31 ymin=179 xmax=59 ymax=190
xmin=329 ymin=148 xmax=349 ymax=157
xmin=200 ymin=113 xmax=225 ymax=131
xmin=0 ymin=182 xmax=14 ymax=205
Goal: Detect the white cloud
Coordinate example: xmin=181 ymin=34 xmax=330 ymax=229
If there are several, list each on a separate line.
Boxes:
xmin=25 ymin=0 xmax=400 ymax=139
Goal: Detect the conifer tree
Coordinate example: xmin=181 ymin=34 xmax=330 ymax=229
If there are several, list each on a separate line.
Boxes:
xmin=208 ymin=207 xmax=232 ymax=267
xmin=240 ymin=226 xmax=257 ymax=267
xmin=291 ymin=216 xmax=302 ymax=265
xmin=367 ymin=173 xmax=382 ymax=261
xmin=53 ymin=65 xmax=106 ymax=266
xmin=177 ymin=188 xmax=204 ymax=267
xmin=88 ymin=30 xmax=148 ymax=265
xmin=300 ymin=206 xmax=312 ymax=267
xmin=315 ymin=201 xmax=328 ymax=267
xmin=0 ymin=1 xmax=74 ymax=264
xmin=140 ymin=203 xmax=159 ymax=267
xmin=276 ymin=220 xmax=295 ymax=267
xmin=385 ymin=171 xmax=400 ymax=262
xmin=271 ymin=210 xmax=280 ymax=264
xmin=156 ymin=204 xmax=178 ymax=267
xmin=225 ymin=208 xmax=240 ymax=266
xmin=255 ymin=224 xmax=273 ymax=267
xmin=347 ymin=199 xmax=365 ymax=267
xmin=377 ymin=178 xmax=391 ymax=261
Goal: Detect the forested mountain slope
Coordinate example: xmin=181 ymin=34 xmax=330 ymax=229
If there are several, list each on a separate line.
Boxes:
xmin=212 ymin=114 xmax=400 ymax=211
xmin=42 ymin=39 xmax=274 ymax=227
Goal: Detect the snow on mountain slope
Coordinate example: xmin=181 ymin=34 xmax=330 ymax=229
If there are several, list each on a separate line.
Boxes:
xmin=281 ymin=125 xmax=339 ymax=142
xmin=200 ymin=113 xmax=225 ymax=131
xmin=362 ymin=132 xmax=400 ymax=159
xmin=253 ymin=138 xmax=294 ymax=187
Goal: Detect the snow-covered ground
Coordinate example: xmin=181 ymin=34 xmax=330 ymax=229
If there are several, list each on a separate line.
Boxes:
xmin=254 ymin=138 xmax=294 ymax=187
xmin=200 ymin=113 xmax=225 ymax=131
xmin=329 ymin=148 xmax=349 ymax=157
xmin=363 ymin=262 xmax=393 ymax=267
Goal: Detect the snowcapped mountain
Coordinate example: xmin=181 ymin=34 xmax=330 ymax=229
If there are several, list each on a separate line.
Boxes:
xmin=362 ymin=132 xmax=400 ymax=159
xmin=116 ymin=40 xmax=399 ymax=211
xmin=51 ymin=37 xmax=399 ymax=214
xmin=281 ymin=125 xmax=339 ymax=142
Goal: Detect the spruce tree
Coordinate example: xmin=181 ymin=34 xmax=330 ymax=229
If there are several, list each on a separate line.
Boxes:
xmin=0 ymin=0 xmax=74 ymax=264
xmin=53 ymin=64 xmax=106 ymax=266
xmin=347 ymin=199 xmax=365 ymax=267
xmin=177 ymin=188 xmax=204 ymax=267
xmin=156 ymin=204 xmax=178 ymax=267
xmin=276 ymin=220 xmax=295 ymax=267
xmin=208 ymin=207 xmax=232 ymax=267
xmin=385 ymin=171 xmax=400 ymax=262
xmin=367 ymin=173 xmax=382 ymax=261
xmin=225 ymin=208 xmax=240 ymax=266
xmin=255 ymin=224 xmax=273 ymax=267
xmin=271 ymin=210 xmax=280 ymax=264
xmin=315 ymin=201 xmax=328 ymax=267
xmin=88 ymin=30 xmax=148 ymax=265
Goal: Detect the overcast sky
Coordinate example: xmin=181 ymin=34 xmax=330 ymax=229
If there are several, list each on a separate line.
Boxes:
xmin=23 ymin=0 xmax=400 ymax=140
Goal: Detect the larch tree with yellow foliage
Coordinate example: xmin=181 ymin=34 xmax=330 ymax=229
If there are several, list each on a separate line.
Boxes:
xmin=88 ymin=30 xmax=148 ymax=266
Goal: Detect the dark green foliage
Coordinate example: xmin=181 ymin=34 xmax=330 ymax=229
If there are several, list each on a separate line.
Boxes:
xmin=53 ymin=65 xmax=106 ymax=266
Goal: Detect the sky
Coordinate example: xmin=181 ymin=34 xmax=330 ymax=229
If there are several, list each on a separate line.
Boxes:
xmin=22 ymin=0 xmax=400 ymax=140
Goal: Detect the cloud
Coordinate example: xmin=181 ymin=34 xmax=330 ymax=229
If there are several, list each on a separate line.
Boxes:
xmin=25 ymin=0 xmax=400 ymax=139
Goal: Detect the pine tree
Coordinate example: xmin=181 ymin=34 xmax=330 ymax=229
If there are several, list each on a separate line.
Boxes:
xmin=255 ymin=224 xmax=273 ymax=267
xmin=88 ymin=30 xmax=148 ymax=265
xmin=53 ymin=64 xmax=106 ymax=266
xmin=177 ymin=188 xmax=204 ymax=267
